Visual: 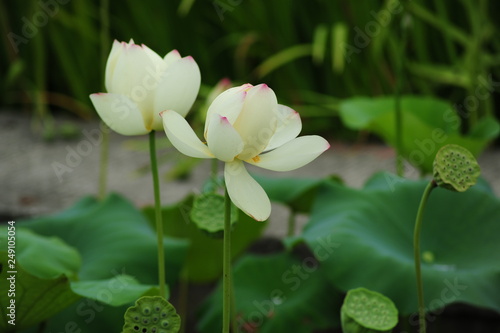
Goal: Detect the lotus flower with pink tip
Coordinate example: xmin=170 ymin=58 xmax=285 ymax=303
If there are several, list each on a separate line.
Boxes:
xmin=90 ymin=39 xmax=201 ymax=135
xmin=161 ymin=83 xmax=330 ymax=221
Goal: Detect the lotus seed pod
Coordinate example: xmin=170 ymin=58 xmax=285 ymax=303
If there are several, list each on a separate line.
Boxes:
xmin=433 ymin=144 xmax=480 ymax=192
xmin=190 ymin=193 xmax=238 ymax=236
xmin=341 ymin=288 xmax=398 ymax=333
xmin=122 ymin=296 xmax=180 ymax=333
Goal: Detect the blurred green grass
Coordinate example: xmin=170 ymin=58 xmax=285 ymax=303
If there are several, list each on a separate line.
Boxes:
xmin=1 ymin=0 xmax=499 ymax=139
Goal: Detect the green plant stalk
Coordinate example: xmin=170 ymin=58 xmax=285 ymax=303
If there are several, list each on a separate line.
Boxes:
xmin=223 ymin=187 xmax=232 ymax=333
xmin=406 ymin=1 xmax=470 ymax=47
xmin=413 ymin=180 xmax=436 ymax=333
xmin=32 ymin=1 xmax=53 ymax=135
xmin=100 ymin=0 xmax=110 ymax=74
xmin=149 ymin=131 xmax=166 ymax=298
xmin=434 ymin=1 xmax=457 ymax=62
xmin=394 ymin=15 xmax=407 ymax=177
xmin=463 ymin=0 xmax=489 ymax=125
xmin=98 ymin=125 xmax=110 ymax=200
xmin=97 ymin=0 xmax=110 ymax=200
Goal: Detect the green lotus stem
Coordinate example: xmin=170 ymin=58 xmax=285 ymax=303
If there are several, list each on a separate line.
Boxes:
xmin=406 ymin=1 xmax=470 ymax=47
xmin=223 ymin=187 xmax=232 ymax=333
xmin=97 ymin=0 xmax=109 ymax=200
xmin=99 ymin=0 xmax=110 ymax=70
xmin=413 ymin=180 xmax=437 ymax=333
xmin=98 ymin=124 xmax=110 ymax=200
xmin=395 ymin=13 xmax=408 ymax=177
xmin=149 ymin=131 xmax=166 ymax=298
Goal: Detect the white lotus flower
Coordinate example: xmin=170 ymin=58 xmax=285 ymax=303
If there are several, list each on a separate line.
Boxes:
xmin=90 ymin=39 xmax=201 ymax=135
xmin=161 ymin=83 xmax=330 ymax=221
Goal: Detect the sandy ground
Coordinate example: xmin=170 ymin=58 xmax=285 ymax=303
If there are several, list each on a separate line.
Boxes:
xmin=1 ymin=112 xmax=499 ymax=237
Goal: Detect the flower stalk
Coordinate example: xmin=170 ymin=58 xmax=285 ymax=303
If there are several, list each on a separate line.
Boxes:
xmin=413 ymin=180 xmax=436 ymax=333
xmin=97 ymin=0 xmax=110 ymax=200
xmin=149 ymin=131 xmax=166 ymax=298
xmin=395 ymin=13 xmax=409 ymax=177
xmin=98 ymin=126 xmax=110 ymax=200
xmin=222 ymin=186 xmax=232 ymax=333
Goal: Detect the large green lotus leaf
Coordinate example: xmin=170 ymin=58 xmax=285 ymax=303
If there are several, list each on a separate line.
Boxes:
xmin=1 ymin=228 xmax=81 ymax=280
xmin=143 ymin=195 xmax=266 ymax=283
xmin=253 ymin=174 xmax=341 ymax=213
xmin=0 ymin=228 xmax=82 ymax=331
xmin=22 ymin=193 xmax=189 ymax=287
xmin=32 ymin=300 xmax=134 ymax=333
xmin=339 ymin=96 xmax=500 ymax=173
xmin=0 ymin=251 xmax=80 ymax=332
xmin=71 ymin=275 xmax=159 ymax=307
xmin=27 ymin=278 xmax=159 ymax=333
xmin=301 ymin=172 xmax=500 ymax=315
xmin=198 ymin=253 xmax=341 ymax=333
xmin=14 ymin=194 xmax=184 ymax=333
xmin=0 ymin=227 xmax=160 ymax=331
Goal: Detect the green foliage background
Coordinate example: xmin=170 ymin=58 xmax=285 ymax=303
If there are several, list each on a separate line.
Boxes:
xmin=1 ymin=0 xmax=500 ymax=137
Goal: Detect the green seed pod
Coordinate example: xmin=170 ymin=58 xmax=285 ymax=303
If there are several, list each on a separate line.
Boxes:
xmin=122 ymin=296 xmax=180 ymax=333
xmin=341 ymin=288 xmax=398 ymax=333
xmin=190 ymin=193 xmax=238 ymax=236
xmin=433 ymin=144 xmax=480 ymax=192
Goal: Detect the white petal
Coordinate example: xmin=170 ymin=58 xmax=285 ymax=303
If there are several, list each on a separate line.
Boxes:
xmin=110 ymin=43 xmax=165 ymax=128
xmin=224 ymin=161 xmax=271 ymax=221
xmin=152 ymin=56 xmax=201 ymax=130
xmin=89 ymin=93 xmax=149 ymax=135
xmin=105 ymin=40 xmax=124 ymax=92
xmin=164 ymin=49 xmax=181 ymax=68
xmin=161 ymin=110 xmax=213 ymax=158
xmin=233 ymin=84 xmax=279 ymax=160
xmin=142 ymin=44 xmax=167 ymax=69
xmin=204 ymin=85 xmax=249 ymax=136
xmin=246 ymin=136 xmax=330 ymax=171
xmin=110 ymin=43 xmax=158 ymax=95
xmin=206 ymin=113 xmax=244 ymax=162
xmin=265 ymin=104 xmax=302 ymax=151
